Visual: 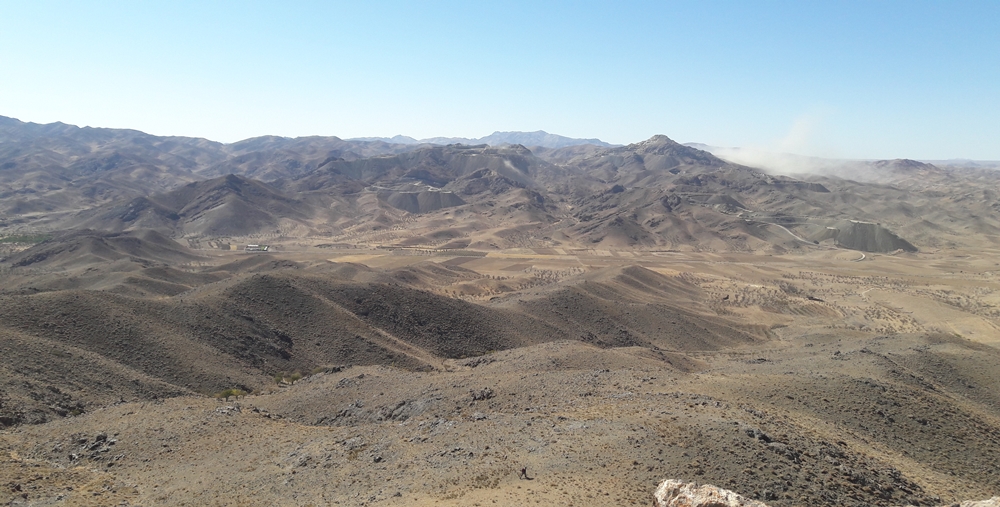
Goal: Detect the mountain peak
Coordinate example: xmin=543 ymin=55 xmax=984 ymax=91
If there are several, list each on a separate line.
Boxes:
xmin=642 ymin=134 xmax=680 ymax=146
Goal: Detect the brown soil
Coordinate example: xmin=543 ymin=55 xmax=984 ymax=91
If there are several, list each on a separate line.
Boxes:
xmin=2 ymin=242 xmax=1000 ymax=506
xmin=2 ymin=121 xmax=1000 ymax=506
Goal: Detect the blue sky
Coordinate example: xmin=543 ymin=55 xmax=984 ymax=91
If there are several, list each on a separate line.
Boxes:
xmin=1 ymin=1 xmax=998 ymax=159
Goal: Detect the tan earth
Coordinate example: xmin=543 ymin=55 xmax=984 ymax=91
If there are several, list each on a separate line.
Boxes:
xmin=3 ymin=242 xmax=1000 ymax=506
xmin=1 ymin=118 xmax=999 ymax=506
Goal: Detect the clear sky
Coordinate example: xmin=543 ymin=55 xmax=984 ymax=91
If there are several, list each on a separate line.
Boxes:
xmin=1 ymin=1 xmax=998 ymax=159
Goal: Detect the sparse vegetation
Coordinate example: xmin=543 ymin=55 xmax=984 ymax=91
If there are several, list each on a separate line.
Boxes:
xmin=214 ymin=388 xmax=247 ymax=401
xmin=274 ymin=371 xmax=305 ymax=384
xmin=0 ymin=234 xmax=50 ymax=244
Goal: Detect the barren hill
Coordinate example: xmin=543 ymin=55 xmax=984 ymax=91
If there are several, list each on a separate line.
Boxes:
xmin=199 ymin=135 xmax=424 ymax=181
xmin=0 ymin=116 xmax=222 ymax=214
xmin=0 ymin=116 xmax=421 ymax=216
xmin=66 ymin=174 xmax=317 ymax=237
xmin=283 ymin=143 xmax=554 ymax=191
xmin=377 ymin=189 xmax=466 ymax=214
xmin=0 ymin=254 xmax=767 ymax=429
xmin=5 ymin=229 xmax=201 ymax=270
xmin=807 ymin=220 xmax=919 ymax=253
xmin=0 ymin=229 xmax=224 ymax=296
xmin=3 ymin=118 xmax=1000 ymax=505
xmin=5 ymin=117 xmax=999 ymax=253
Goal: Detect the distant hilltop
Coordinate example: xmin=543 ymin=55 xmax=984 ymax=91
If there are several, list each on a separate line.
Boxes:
xmin=350 ymin=130 xmax=616 ymax=149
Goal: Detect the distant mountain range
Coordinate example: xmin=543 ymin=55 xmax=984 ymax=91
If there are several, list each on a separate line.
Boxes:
xmin=4 ymin=114 xmax=1000 ymax=255
xmin=350 ymin=130 xmax=615 ymax=149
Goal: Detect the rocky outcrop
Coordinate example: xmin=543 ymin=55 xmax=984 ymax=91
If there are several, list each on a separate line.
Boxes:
xmin=906 ymin=499 xmax=1000 ymax=507
xmin=653 ymin=479 xmax=1000 ymax=507
xmin=954 ymin=499 xmax=1000 ymax=507
xmin=653 ymin=480 xmax=768 ymax=507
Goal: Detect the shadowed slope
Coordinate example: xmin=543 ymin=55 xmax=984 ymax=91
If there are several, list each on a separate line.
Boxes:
xmin=283 ymin=143 xmax=558 ymax=191
xmin=5 ymin=229 xmax=202 ymax=270
xmin=69 ymin=174 xmax=315 ymax=237
xmin=0 ymin=229 xmax=225 ymax=296
xmin=0 ymin=263 xmax=766 ymax=427
xmin=511 ymin=266 xmax=767 ymax=350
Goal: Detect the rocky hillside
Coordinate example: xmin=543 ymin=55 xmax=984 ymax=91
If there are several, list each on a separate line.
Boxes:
xmin=8 ymin=116 xmax=1000 ymax=252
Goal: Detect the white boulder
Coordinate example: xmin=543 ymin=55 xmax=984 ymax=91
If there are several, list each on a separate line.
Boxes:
xmin=959 ymin=499 xmax=1000 ymax=507
xmin=653 ymin=479 xmax=769 ymax=507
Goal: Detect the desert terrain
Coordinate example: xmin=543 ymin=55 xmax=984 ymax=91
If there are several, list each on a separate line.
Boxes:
xmin=1 ymin=116 xmax=999 ymax=506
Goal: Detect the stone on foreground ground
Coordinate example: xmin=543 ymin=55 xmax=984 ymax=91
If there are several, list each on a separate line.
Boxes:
xmin=653 ymin=479 xmax=1000 ymax=507
xmin=954 ymin=498 xmax=1000 ymax=507
xmin=654 ymin=479 xmax=768 ymax=507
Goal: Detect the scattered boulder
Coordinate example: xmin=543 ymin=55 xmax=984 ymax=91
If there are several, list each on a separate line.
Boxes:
xmin=461 ymin=356 xmax=497 ymax=368
xmin=215 ymin=404 xmax=242 ymax=416
xmin=343 ymin=437 xmax=365 ymax=451
xmin=654 ymin=479 xmax=769 ymax=507
xmin=742 ymin=425 xmax=772 ymax=443
xmin=470 ymin=387 xmax=495 ymax=401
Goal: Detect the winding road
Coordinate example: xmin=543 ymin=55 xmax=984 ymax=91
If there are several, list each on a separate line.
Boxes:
xmin=750 ymin=219 xmax=867 ymax=261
